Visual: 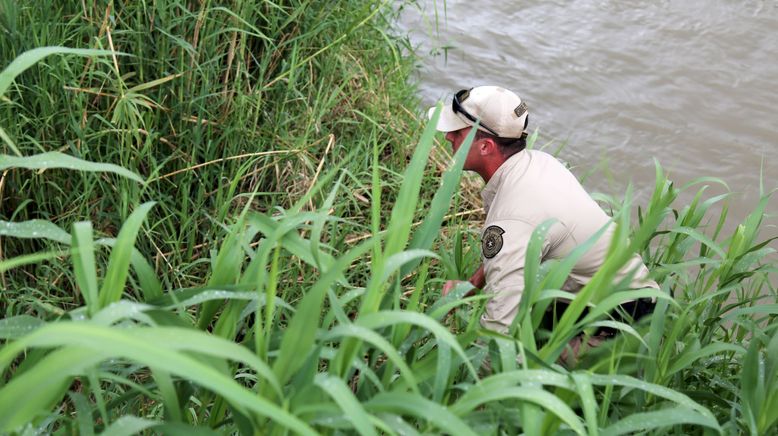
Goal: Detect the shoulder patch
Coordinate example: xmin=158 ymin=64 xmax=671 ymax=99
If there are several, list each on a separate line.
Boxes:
xmin=482 ymin=225 xmax=505 ymax=259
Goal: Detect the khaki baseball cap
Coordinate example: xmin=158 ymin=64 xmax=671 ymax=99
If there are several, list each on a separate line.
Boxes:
xmin=427 ymin=86 xmax=529 ymax=138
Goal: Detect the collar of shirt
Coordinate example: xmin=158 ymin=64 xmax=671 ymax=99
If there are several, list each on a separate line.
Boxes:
xmin=480 ymin=150 xmax=530 ymax=214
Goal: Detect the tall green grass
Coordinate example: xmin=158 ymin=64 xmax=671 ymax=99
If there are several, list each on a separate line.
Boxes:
xmin=2 ymin=102 xmax=776 ymax=433
xmin=0 ymin=0 xmax=420 ymax=310
xmin=2 ymin=1 xmax=778 ymax=434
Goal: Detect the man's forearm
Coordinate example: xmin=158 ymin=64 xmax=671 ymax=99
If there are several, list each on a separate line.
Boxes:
xmin=469 ymin=264 xmax=486 ymax=289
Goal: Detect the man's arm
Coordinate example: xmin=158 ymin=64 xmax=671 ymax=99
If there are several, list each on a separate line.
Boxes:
xmin=469 ymin=264 xmax=486 ymax=289
xmin=442 ymin=264 xmax=485 ymax=297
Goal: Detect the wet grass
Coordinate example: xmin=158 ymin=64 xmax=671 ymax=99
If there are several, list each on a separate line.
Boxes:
xmin=0 ymin=0 xmax=422 ymax=306
xmin=1 ymin=1 xmax=778 ymax=434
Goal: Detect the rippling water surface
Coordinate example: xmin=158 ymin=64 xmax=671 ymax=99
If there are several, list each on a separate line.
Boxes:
xmin=398 ymin=1 xmax=778 ymax=226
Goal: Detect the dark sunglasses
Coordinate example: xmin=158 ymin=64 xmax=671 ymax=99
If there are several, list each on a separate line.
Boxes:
xmin=452 ymin=88 xmax=500 ymax=136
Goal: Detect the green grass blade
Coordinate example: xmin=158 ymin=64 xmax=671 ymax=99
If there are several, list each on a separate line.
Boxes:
xmin=0 ymin=251 xmax=64 ymax=274
xmin=89 ymin=301 xmax=155 ymax=326
xmin=601 ymin=407 xmax=721 ymax=436
xmin=511 ymin=218 xmax=556 ymax=338
xmin=68 ymin=392 xmax=95 ymax=436
xmin=667 ymin=342 xmax=745 ymax=377
xmin=96 ymin=237 xmax=164 ymax=302
xmin=0 ymin=323 xmax=312 ymax=434
xmin=314 ymin=373 xmax=378 ymax=436
xmin=0 ymin=347 xmax=102 ymax=432
xmin=0 ymin=127 xmax=21 ymax=156
xmin=374 ymin=414 xmax=418 ymax=436
xmin=381 ymin=103 xmax=441 ymax=260
xmin=766 ymin=329 xmax=778 ymax=395
xmin=493 ymin=337 xmax=518 ymax=372
xmin=98 ymin=202 xmax=156 ymax=308
xmin=580 ymin=288 xmax=677 ymax=323
xmin=0 ymin=47 xmax=113 ymax=98
xmin=667 ymin=226 xmax=727 ymax=259
xmin=127 ymin=248 xmax=163 ymax=301
xmin=0 ymin=219 xmax=71 ymax=244
xmin=0 ymin=316 xmax=44 ymax=340
xmin=72 ymin=222 xmax=99 ymax=316
xmin=135 ymin=327 xmax=282 ymax=400
xmin=197 ymin=224 xmax=246 ymax=330
xmin=473 ymin=369 xmax=573 ymax=392
xmin=248 ymin=212 xmax=342 ymax=281
xmin=0 ymin=152 xmax=144 ymax=183
xmin=740 ymin=336 xmax=761 ymax=433
xmin=381 ymin=249 xmax=438 ymax=282
xmin=723 ymin=304 xmax=778 ymax=320
xmin=589 ymin=374 xmax=719 ymax=425
xmin=273 ymin=237 xmax=375 ymax=386
xmin=151 ymin=423 xmax=220 ymax=436
xmin=761 ymin=330 xmax=778 ymax=432
xmin=309 ymin=174 xmax=344 ymax=272
xmin=126 ymin=73 xmax=182 ymax=93
xmin=451 ymin=386 xmax=586 ymax=435
xmin=400 ymin=124 xmax=476 ymax=277
xmin=323 ymin=324 xmax=419 ymax=393
xmin=354 ymin=108 xmax=442 ymax=357
xmin=98 ymin=416 xmax=159 ymax=436
xmin=356 ymin=310 xmax=478 ymax=379
xmin=151 ymin=367 xmax=183 ymax=422
xmin=0 ymin=218 xmax=160 ymax=302
xmin=571 ymin=373 xmax=599 ymax=436
xmin=365 ymin=392 xmax=478 ymax=436
xmin=587 ymin=321 xmax=648 ymax=348
xmin=152 ymin=289 xmax=293 ymax=318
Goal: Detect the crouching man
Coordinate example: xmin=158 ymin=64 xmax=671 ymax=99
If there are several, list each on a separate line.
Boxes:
xmin=431 ymin=86 xmax=658 ymax=360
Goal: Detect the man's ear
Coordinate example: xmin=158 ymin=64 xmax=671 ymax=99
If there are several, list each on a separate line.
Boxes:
xmin=479 ymin=137 xmax=497 ymax=155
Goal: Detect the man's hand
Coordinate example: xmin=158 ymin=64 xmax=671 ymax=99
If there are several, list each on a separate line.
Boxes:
xmin=442 ymin=280 xmax=465 ymax=297
xmin=442 ymin=264 xmax=486 ymax=297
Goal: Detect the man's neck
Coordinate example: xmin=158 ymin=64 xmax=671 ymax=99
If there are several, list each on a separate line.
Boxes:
xmin=478 ymin=157 xmax=509 ymax=183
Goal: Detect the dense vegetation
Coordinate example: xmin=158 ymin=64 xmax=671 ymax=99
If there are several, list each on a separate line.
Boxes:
xmin=1 ymin=1 xmax=777 ymax=434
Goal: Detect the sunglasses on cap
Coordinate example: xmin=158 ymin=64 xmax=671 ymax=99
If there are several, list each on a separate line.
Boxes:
xmin=452 ymin=88 xmax=500 ymax=136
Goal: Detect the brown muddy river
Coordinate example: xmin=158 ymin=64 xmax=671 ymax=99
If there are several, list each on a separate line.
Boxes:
xmin=398 ymin=1 xmax=778 ymax=232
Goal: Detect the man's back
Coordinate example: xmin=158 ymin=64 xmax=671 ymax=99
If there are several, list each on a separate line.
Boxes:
xmin=479 ymin=149 xmax=657 ymax=331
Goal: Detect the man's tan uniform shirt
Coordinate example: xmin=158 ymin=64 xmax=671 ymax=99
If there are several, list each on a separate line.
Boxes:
xmin=479 ymin=149 xmax=659 ymax=332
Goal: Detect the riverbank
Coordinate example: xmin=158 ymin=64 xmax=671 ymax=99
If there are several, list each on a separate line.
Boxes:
xmin=1 ymin=1 xmax=777 ymax=434
xmin=1 ymin=0 xmax=429 ymax=302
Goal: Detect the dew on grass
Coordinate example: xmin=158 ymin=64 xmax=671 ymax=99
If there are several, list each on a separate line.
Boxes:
xmin=70 ymin=312 xmax=88 ymax=322
xmin=166 ymin=290 xmax=256 ymax=310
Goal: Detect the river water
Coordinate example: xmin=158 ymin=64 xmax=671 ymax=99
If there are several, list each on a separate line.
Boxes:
xmin=398 ymin=1 xmax=778 ymax=232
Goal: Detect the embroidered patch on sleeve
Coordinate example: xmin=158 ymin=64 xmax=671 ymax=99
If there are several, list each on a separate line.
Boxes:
xmin=482 ymin=225 xmax=505 ymax=259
